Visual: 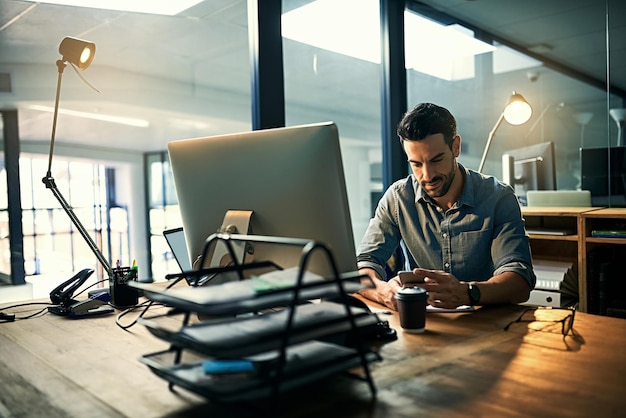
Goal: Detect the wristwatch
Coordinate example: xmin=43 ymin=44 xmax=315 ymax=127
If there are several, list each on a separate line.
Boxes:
xmin=467 ymin=282 xmax=481 ymax=306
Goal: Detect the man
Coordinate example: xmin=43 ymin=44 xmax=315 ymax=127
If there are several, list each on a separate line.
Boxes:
xmin=357 ymin=103 xmax=535 ymax=310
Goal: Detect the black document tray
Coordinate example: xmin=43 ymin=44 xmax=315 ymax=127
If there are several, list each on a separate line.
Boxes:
xmin=136 ymin=234 xmax=382 ymax=403
xmin=139 ymin=301 xmax=380 ymax=358
xmin=140 ymin=340 xmax=381 ymax=403
xmin=132 ymin=268 xmax=364 ymax=316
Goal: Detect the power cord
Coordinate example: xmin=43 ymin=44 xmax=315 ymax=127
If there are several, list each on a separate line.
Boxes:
xmin=115 ymin=276 xmax=184 ymax=330
xmin=0 ymin=301 xmax=52 ymax=322
xmin=1 ymin=278 xmax=111 ymax=323
xmin=74 ymin=278 xmax=109 ymax=298
xmin=115 ymin=299 xmax=159 ymax=330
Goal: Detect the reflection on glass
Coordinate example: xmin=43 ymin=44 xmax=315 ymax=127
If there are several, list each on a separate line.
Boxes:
xmin=283 ymin=0 xmax=381 ymax=246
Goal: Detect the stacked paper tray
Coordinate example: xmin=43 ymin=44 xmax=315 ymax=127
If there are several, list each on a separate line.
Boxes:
xmin=131 ymin=267 xmax=365 ymax=316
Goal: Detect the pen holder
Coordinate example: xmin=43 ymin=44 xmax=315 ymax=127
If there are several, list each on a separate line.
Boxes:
xmin=110 ymin=266 xmax=139 ymax=308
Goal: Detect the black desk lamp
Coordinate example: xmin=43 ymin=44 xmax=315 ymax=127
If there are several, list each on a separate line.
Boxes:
xmin=41 ymin=37 xmax=137 ymax=310
xmin=478 ymin=91 xmax=532 ymax=173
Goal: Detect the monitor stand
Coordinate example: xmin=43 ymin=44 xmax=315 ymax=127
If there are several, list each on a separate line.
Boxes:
xmin=199 ymin=210 xmax=253 ymax=284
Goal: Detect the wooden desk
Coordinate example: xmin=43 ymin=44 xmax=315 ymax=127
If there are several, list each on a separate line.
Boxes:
xmin=1 ymin=299 xmax=625 ymax=417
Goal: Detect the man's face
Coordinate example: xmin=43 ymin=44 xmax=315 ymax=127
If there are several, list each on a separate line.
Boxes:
xmin=403 ymin=133 xmax=460 ymax=199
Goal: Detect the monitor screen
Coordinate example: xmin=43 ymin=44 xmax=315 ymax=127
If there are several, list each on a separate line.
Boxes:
xmin=163 ymin=227 xmax=192 ymax=273
xmin=167 ymin=122 xmax=357 ymax=280
xmin=502 ymin=141 xmax=556 ymax=205
xmin=580 ymin=146 xmax=626 ymax=207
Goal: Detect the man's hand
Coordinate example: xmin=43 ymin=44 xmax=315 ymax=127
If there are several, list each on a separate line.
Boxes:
xmin=360 ymin=267 xmax=532 ymax=310
xmin=358 ymin=268 xmax=403 ymax=310
xmin=409 ymin=268 xmax=468 ymax=309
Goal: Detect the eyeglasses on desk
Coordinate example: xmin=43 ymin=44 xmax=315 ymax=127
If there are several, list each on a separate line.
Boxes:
xmin=504 ymin=305 xmax=577 ymax=337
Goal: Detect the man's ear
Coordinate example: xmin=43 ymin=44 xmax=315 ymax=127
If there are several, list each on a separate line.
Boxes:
xmin=452 ymin=134 xmax=461 ymax=157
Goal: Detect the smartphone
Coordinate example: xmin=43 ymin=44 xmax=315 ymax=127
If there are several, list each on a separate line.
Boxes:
xmin=398 ymin=270 xmax=425 ymax=287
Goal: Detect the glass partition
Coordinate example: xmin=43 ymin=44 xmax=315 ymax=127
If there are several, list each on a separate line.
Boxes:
xmin=404 ymin=2 xmax=623 ymax=207
xmin=282 ymin=0 xmax=382 ymax=245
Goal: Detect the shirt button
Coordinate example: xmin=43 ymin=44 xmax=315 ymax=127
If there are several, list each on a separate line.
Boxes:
xmin=442 ymin=233 xmax=447 ymax=239
xmin=444 ymin=262 xmax=450 ymax=268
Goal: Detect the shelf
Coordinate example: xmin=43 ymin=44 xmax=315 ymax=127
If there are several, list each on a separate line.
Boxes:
xmin=521 ymin=207 xmax=597 ymax=217
xmin=522 ymin=206 xmax=626 ymax=315
xmin=140 ymin=342 xmax=381 ymax=403
xmin=586 ymin=237 xmax=626 ymax=245
xmin=138 ymin=301 xmax=382 ymax=358
xmin=527 ymin=233 xmax=578 ymax=242
xmin=132 ymin=267 xmax=364 ymax=316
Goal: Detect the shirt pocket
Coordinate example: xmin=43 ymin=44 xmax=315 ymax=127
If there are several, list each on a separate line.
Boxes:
xmin=458 ymin=229 xmax=494 ymax=280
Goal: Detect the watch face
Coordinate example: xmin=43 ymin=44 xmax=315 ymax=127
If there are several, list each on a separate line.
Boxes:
xmin=469 ymin=284 xmax=481 ymax=305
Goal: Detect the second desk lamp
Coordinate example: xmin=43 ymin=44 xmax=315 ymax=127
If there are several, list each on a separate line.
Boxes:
xmin=478 ymin=92 xmax=533 ymax=173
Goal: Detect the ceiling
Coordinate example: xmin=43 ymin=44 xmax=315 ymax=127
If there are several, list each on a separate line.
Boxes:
xmin=0 ymin=0 xmax=625 ymax=154
xmin=416 ymin=0 xmax=626 ymax=95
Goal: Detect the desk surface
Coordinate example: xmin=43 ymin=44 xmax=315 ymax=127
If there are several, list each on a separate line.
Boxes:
xmin=1 ymin=296 xmax=625 ymax=418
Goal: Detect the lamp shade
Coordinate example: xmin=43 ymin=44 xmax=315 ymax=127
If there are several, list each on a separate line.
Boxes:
xmin=478 ymin=91 xmax=532 ymax=173
xmin=58 ymin=36 xmax=96 ymax=70
xmin=609 ymin=108 xmax=626 ymax=125
xmin=503 ymin=92 xmax=532 ymax=125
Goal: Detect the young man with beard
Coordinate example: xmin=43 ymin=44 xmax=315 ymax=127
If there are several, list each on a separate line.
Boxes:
xmin=357 ymin=103 xmax=536 ymax=311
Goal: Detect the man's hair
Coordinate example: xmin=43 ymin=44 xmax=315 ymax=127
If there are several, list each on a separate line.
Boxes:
xmin=397 ymin=103 xmax=457 ymax=149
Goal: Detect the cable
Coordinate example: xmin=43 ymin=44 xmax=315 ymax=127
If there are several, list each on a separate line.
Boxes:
xmin=73 ymin=278 xmax=109 ymax=299
xmin=114 ymin=299 xmax=158 ymax=330
xmin=114 ymin=276 xmax=184 ymax=331
xmin=0 ymin=301 xmax=52 ymax=322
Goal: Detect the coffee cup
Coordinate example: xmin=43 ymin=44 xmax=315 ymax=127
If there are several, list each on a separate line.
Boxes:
xmin=395 ymin=286 xmax=428 ymax=333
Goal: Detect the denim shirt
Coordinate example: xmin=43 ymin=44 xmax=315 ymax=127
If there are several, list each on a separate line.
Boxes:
xmin=357 ymin=163 xmax=536 ymax=287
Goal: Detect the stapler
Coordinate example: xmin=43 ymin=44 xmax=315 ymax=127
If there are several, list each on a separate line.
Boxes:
xmin=48 ymin=268 xmax=114 ymax=318
xmin=67 ymin=290 xmax=114 ymax=318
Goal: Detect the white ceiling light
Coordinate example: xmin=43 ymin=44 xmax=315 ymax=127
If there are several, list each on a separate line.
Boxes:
xmin=27 ymin=104 xmax=150 ymax=128
xmin=23 ymin=0 xmax=203 ymax=16
xmin=282 ymin=0 xmax=496 ymax=81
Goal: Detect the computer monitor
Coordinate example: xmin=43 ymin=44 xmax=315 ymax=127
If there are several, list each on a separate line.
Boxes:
xmin=580 ymin=146 xmax=626 ymax=207
xmin=167 ymin=122 xmax=357 ymax=280
xmin=502 ymin=141 xmax=556 ymax=205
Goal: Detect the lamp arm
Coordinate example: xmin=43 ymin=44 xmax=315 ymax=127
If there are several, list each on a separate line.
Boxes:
xmin=42 ymin=59 xmax=113 ymax=279
xmin=46 ymin=60 xmax=66 ymax=177
xmin=42 ymin=176 xmax=114 ymax=279
xmin=478 ymin=112 xmax=505 ymax=173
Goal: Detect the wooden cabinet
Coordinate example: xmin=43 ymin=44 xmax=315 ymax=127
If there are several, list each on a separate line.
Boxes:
xmin=522 ymin=207 xmax=626 ymax=314
xmin=581 ymin=208 xmax=626 ymax=317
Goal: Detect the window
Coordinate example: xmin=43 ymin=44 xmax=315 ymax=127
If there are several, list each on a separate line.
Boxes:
xmin=283 ymin=0 xmax=382 ymax=245
xmin=18 ymin=154 xmax=128 ymax=296
xmin=146 ymin=152 xmax=183 ymax=281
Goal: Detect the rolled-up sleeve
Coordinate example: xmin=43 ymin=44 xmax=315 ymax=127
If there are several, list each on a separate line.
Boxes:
xmin=356 ymin=182 xmax=405 ymax=281
xmin=490 ymin=189 xmax=536 ymax=288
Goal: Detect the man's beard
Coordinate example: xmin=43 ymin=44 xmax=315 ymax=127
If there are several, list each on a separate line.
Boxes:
xmin=422 ymin=160 xmax=456 ymax=198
